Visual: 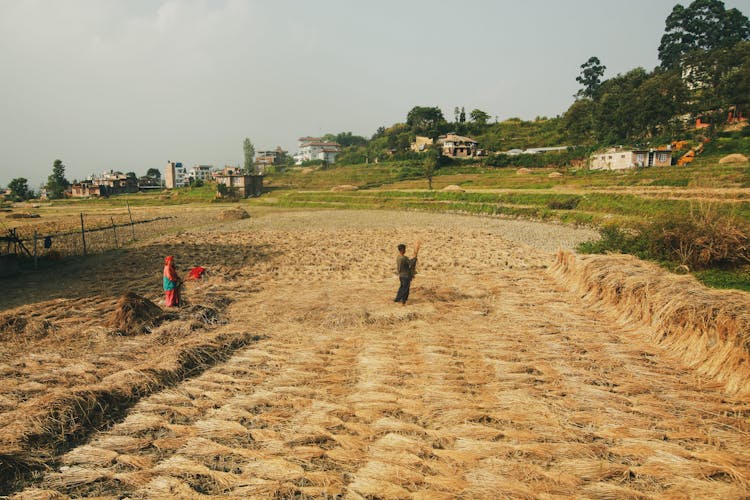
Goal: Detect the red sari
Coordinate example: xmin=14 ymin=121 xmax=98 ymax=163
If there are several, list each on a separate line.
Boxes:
xmin=163 ymin=256 xmax=180 ymax=307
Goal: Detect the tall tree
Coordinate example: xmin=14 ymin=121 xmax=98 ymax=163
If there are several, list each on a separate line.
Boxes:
xmin=575 ymin=56 xmax=606 ymax=99
xmin=406 ymin=106 xmax=446 ymax=138
xmin=243 ymin=138 xmax=255 ymax=174
xmin=8 ymin=178 xmax=31 ymax=200
xmin=658 ymin=0 xmax=750 ymax=69
xmin=470 ymin=109 xmax=490 ymax=125
xmin=46 ymin=159 xmax=69 ymax=199
xmin=146 ymin=167 xmax=161 ymax=179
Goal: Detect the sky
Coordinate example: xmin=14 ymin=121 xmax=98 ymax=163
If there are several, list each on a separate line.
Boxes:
xmin=1 ymin=0 xmax=747 ymax=187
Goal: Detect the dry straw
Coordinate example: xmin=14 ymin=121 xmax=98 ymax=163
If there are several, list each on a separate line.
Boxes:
xmin=552 ymin=251 xmax=750 ymax=397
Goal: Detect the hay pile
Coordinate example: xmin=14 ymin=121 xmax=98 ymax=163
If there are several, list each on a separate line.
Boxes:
xmin=218 ymin=207 xmax=249 ymax=221
xmin=6 ymin=213 xmax=40 ymax=219
xmin=331 ymin=185 xmax=358 ymax=192
xmin=108 ymin=292 xmax=165 ymax=335
xmin=516 ymin=168 xmax=532 ymax=175
xmin=547 ymin=172 xmax=563 ymax=178
xmin=719 ymin=153 xmax=748 ymax=164
xmin=442 ymin=185 xmax=464 ymax=192
xmin=552 ymin=251 xmax=750 ymax=396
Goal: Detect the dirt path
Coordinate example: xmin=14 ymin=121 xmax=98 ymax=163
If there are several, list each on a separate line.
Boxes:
xmin=13 ymin=210 xmax=750 ymax=498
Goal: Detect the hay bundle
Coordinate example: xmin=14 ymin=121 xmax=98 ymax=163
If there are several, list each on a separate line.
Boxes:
xmin=552 ymin=251 xmax=750 ymax=396
xmin=331 ymin=184 xmax=358 ymax=192
xmin=5 ymin=213 xmax=40 ymax=219
xmin=218 ymin=207 xmax=250 ymax=221
xmin=516 ymin=168 xmax=532 ymax=175
xmin=719 ymin=153 xmax=748 ymax=164
xmin=548 ymin=172 xmax=563 ymax=178
xmin=442 ymin=184 xmax=465 ymax=192
xmin=108 ymin=292 xmax=164 ymax=335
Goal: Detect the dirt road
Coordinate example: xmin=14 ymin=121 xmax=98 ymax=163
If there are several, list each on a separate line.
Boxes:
xmin=13 ymin=210 xmax=750 ymax=498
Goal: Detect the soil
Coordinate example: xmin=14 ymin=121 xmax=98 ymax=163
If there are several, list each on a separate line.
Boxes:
xmin=5 ymin=209 xmax=750 ymax=498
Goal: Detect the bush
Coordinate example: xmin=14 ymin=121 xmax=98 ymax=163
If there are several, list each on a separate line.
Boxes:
xmin=645 ymin=204 xmax=750 ymax=270
xmin=546 ymin=196 xmax=581 ymax=210
xmin=579 ymin=203 xmax=750 ymax=271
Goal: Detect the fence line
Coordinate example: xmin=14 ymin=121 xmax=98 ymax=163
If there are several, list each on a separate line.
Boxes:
xmin=1 ymin=215 xmax=177 ymax=268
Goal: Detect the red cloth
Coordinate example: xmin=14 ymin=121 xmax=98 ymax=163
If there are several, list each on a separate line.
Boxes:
xmin=165 ymin=289 xmax=179 ymax=307
xmin=187 ymin=266 xmax=206 ymax=280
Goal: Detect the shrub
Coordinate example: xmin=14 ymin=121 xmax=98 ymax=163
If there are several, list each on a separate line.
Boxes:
xmin=546 ymin=196 xmax=581 ymax=210
xmin=579 ymin=202 xmax=750 ymax=271
xmin=645 ymin=203 xmax=750 ymax=270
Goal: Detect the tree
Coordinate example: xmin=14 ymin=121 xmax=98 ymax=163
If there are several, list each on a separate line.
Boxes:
xmin=575 ymin=56 xmax=606 ymax=99
xmin=470 ymin=109 xmax=490 ymax=125
xmin=459 ymin=107 xmax=466 ymax=124
xmin=146 ymin=168 xmax=161 ymax=179
xmin=658 ymin=0 xmax=750 ymax=69
xmin=46 ymin=159 xmax=69 ymax=199
xmin=406 ymin=106 xmax=446 ymax=138
xmin=125 ymin=171 xmax=137 ymax=180
xmin=423 ymin=146 xmax=440 ymax=190
xmin=8 ymin=178 xmax=31 ymax=200
xmin=243 ymin=138 xmax=255 ymax=174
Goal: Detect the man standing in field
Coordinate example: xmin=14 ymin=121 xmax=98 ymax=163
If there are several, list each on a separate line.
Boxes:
xmin=394 ymin=242 xmax=420 ymax=305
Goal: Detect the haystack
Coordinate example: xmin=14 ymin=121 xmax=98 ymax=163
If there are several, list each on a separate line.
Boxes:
xmin=547 ymin=172 xmax=563 ymax=178
xmin=552 ymin=251 xmax=750 ymax=396
xmin=516 ymin=168 xmax=532 ymax=175
xmin=6 ymin=213 xmax=40 ymax=219
xmin=218 ymin=207 xmax=250 ymax=221
xmin=719 ymin=153 xmax=748 ymax=164
xmin=331 ymin=185 xmax=358 ymax=192
xmin=108 ymin=292 xmax=164 ymax=335
xmin=442 ymin=185 xmax=465 ymax=193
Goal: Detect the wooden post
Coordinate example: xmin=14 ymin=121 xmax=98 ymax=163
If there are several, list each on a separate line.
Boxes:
xmin=80 ymin=212 xmax=87 ymax=256
xmin=33 ymin=229 xmax=38 ymax=270
xmin=126 ymin=201 xmax=135 ymax=240
xmin=111 ymin=216 xmax=118 ymax=248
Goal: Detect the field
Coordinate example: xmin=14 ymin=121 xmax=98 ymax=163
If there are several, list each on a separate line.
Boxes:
xmin=2 ymin=207 xmax=750 ymax=498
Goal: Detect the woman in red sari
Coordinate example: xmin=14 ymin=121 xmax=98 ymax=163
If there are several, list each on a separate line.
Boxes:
xmin=163 ymin=256 xmax=180 ymax=307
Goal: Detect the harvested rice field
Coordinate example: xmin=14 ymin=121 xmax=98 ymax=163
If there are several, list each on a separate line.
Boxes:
xmin=3 ymin=208 xmax=750 ymax=498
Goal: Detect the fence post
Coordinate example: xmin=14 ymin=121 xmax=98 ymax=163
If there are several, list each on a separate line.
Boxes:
xmin=80 ymin=212 xmax=87 ymax=256
xmin=111 ymin=216 xmax=118 ymax=248
xmin=126 ymin=201 xmax=135 ymax=241
xmin=33 ymin=229 xmax=38 ymax=270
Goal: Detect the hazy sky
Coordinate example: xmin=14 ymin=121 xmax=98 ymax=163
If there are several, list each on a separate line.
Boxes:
xmin=1 ymin=0 xmax=746 ymax=187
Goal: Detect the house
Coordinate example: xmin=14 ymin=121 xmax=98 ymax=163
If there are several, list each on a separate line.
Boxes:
xmin=165 ymin=161 xmax=188 ymax=188
xmin=189 ymin=164 xmax=214 ymax=182
xmin=410 ymin=136 xmax=434 ymax=152
xmin=70 ymin=171 xmax=138 ymax=197
xmin=437 ymin=134 xmax=479 ymax=158
xmin=214 ymin=173 xmax=263 ymax=198
xmin=590 ymin=147 xmax=672 ymax=170
xmin=293 ymin=137 xmax=340 ymax=165
xmin=71 ymin=180 xmax=104 ymax=197
xmin=255 ymin=147 xmax=288 ymax=172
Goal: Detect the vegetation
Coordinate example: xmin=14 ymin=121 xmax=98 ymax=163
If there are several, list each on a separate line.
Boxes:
xmin=243 ymin=138 xmax=255 ymax=174
xmin=46 ymin=159 xmax=69 ymax=199
xmin=7 ymin=178 xmax=33 ymax=201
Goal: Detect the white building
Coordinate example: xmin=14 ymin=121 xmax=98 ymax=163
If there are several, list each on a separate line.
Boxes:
xmin=189 ymin=164 xmax=214 ymax=182
xmin=590 ymin=147 xmax=672 ymax=170
xmin=293 ymin=137 xmax=340 ymax=165
xmin=165 ymin=161 xmax=188 ymax=188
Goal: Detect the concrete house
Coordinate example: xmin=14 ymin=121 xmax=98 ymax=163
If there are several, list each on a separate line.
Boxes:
xmin=410 ymin=136 xmax=434 ymax=152
xmin=437 ymin=134 xmax=479 ymax=158
xmin=214 ymin=172 xmax=263 ymax=198
xmin=293 ymin=137 xmax=340 ymax=165
xmin=165 ymin=161 xmax=188 ymax=188
xmin=590 ymin=147 xmax=672 ymax=170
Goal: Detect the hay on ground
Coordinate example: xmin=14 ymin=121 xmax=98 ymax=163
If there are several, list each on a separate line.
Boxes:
xmin=516 ymin=168 xmax=532 ymax=175
xmin=719 ymin=153 xmax=748 ymax=164
xmin=107 ymin=292 xmax=164 ymax=335
xmin=331 ymin=185 xmax=358 ymax=192
xmin=548 ymin=172 xmax=563 ymax=178
xmin=218 ymin=207 xmax=250 ymax=221
xmin=441 ymin=184 xmax=464 ymax=192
